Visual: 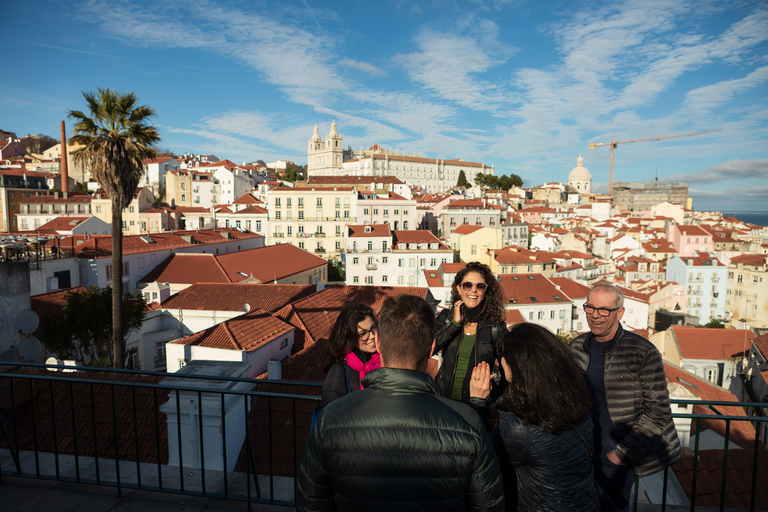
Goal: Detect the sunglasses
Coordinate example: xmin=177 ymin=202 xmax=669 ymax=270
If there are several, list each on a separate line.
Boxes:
xmin=460 ymin=281 xmax=488 ymax=292
xmin=357 ymin=324 xmax=378 ymax=339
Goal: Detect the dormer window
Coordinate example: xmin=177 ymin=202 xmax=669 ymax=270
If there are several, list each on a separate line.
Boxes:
xmin=365 ymin=226 xmax=372 ymax=233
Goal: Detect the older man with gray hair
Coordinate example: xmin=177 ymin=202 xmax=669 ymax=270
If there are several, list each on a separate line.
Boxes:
xmin=571 ymin=282 xmax=681 ymax=512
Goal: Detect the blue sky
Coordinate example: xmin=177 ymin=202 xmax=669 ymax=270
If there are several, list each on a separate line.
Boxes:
xmin=2 ymin=0 xmax=767 ymax=212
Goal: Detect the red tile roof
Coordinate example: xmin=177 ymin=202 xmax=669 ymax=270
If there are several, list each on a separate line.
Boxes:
xmin=754 ymin=333 xmax=768 ymax=359
xmin=493 ymin=246 xmax=557 ymax=265
xmin=36 ymin=216 xmax=90 ymax=231
xmin=31 ymin=286 xmax=88 ymax=323
xmin=549 ymin=277 xmax=591 ymax=299
xmin=672 ymin=326 xmax=755 ymax=360
xmin=347 ymin=224 xmax=391 ymax=237
xmin=162 ymin=283 xmax=316 ymax=312
xmin=506 ymin=309 xmax=526 ymax=325
xmin=393 ymin=230 xmax=448 ymax=247
xmin=173 ymin=308 xmax=294 ymax=352
xmin=452 ymin=224 xmax=485 ymax=235
xmin=140 ymin=245 xmax=327 ymax=285
xmin=498 ymin=273 xmax=572 ymax=305
xmin=676 ymin=225 xmax=711 ymax=236
xmin=20 ymin=193 xmax=92 ymax=204
xmin=423 ymin=269 xmax=443 ymax=287
xmin=730 ymin=254 xmax=767 ymax=266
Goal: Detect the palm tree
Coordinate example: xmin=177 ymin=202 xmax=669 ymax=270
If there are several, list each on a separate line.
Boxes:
xmin=68 ymin=88 xmax=160 ymax=369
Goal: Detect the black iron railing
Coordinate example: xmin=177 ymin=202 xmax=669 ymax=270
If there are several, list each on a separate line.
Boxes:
xmin=1 ymin=363 xmax=766 ymax=511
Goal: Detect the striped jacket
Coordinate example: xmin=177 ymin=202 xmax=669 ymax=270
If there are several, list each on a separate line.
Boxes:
xmin=571 ymin=326 xmax=682 ymax=478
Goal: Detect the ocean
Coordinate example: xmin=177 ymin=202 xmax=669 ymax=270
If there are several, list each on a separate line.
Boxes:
xmin=722 ymin=212 xmax=768 ymax=227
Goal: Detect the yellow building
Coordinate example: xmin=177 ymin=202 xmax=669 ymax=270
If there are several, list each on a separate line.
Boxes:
xmin=449 ymin=224 xmax=503 ymax=264
xmin=92 ymin=188 xmax=154 ymax=235
xmin=266 ymin=186 xmax=358 ymax=261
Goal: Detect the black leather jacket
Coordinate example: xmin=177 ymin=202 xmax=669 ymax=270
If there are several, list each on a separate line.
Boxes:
xmin=434 ymin=308 xmax=506 ymax=400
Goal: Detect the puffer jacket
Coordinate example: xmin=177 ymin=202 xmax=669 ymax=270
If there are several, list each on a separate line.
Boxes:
xmin=434 ymin=308 xmax=506 ymax=400
xmin=318 ymin=362 xmax=359 ymax=410
xmin=297 ymin=368 xmax=505 ymax=512
xmin=571 ymin=326 xmax=682 ymax=478
xmin=493 ymin=412 xmax=599 ymax=511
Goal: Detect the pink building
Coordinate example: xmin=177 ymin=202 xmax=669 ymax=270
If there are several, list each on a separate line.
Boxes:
xmin=668 ymin=225 xmax=714 ymax=257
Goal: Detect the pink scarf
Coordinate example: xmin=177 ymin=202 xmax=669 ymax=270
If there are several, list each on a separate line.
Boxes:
xmin=346 ymin=352 xmax=381 ymax=390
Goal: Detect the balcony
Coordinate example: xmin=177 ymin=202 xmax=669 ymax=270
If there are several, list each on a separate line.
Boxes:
xmin=314 ymin=248 xmax=326 ymax=253
xmin=314 ymin=232 xmax=325 ymax=238
xmin=1 ymin=362 xmax=766 ymax=510
xmin=365 ymin=264 xmax=377 ymax=271
xmin=272 ymin=233 xmax=284 ymax=238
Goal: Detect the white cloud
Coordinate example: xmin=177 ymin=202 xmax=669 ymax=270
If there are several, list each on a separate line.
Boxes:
xmin=660 ymin=158 xmax=768 ymax=184
xmin=338 ymin=58 xmax=386 ymax=77
xmin=685 ymin=66 xmax=768 ymax=114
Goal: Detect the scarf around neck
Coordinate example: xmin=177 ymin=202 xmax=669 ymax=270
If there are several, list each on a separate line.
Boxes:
xmin=346 ymin=351 xmax=381 ymax=390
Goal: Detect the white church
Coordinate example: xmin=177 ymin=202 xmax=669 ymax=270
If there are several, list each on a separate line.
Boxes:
xmin=307 ymin=121 xmax=494 ymax=193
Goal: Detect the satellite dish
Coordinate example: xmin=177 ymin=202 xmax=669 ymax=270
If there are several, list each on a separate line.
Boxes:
xmin=316 ymin=283 xmax=325 ymax=292
xmin=19 ymin=337 xmax=41 ymax=362
xmin=243 ymin=303 xmax=251 ymax=313
xmin=15 ymin=309 xmax=39 ymax=335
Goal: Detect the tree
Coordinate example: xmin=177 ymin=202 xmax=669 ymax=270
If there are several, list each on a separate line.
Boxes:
xmin=499 ymin=173 xmax=523 ymax=190
xmin=39 ymin=287 xmax=146 ymax=366
xmin=22 ymin=133 xmax=58 ymax=154
xmin=457 ymin=170 xmax=468 ymax=187
xmin=69 ymin=88 xmax=160 ymax=368
xmin=705 ymin=318 xmax=725 ymax=329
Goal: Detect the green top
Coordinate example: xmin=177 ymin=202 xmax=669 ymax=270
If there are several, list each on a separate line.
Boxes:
xmin=450 ymin=333 xmax=476 ymax=400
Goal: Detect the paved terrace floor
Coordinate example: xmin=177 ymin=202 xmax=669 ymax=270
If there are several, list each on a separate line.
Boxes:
xmin=0 ymin=477 xmax=295 ymax=512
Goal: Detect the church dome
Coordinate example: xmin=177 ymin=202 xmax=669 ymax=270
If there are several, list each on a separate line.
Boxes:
xmin=569 ymin=154 xmax=591 ymax=182
xmin=311 ymin=125 xmax=321 ymax=142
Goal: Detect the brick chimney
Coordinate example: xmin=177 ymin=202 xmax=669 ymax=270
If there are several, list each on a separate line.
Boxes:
xmin=60 ymin=121 xmax=69 ymax=194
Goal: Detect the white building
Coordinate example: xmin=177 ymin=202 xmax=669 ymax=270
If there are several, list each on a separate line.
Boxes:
xmin=568 ymin=155 xmax=591 ymax=195
xmin=665 ymin=253 xmax=728 ymax=325
xmin=142 ymin=157 xmax=180 ymax=192
xmin=307 ymin=121 xmax=494 ymax=193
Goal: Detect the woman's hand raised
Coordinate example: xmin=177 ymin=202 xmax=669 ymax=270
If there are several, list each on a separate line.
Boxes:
xmin=453 ymin=300 xmax=464 ymax=324
xmin=469 ymin=361 xmax=492 ymax=400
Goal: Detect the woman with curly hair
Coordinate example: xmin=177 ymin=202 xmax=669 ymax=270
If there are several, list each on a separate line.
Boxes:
xmin=318 ymin=303 xmax=381 ymax=409
xmin=469 ymin=324 xmax=598 ymax=511
xmin=434 ymin=261 xmax=507 ymax=400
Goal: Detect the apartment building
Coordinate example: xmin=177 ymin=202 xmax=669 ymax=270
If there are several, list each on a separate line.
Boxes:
xmin=357 ymin=191 xmax=417 ymax=230
xmin=141 ymin=157 xmax=180 ymax=192
xmin=267 ymin=186 xmax=357 ymax=260
xmin=726 ymin=254 xmax=768 ymax=328
xmin=165 ymin=169 xmax=220 ymax=208
xmin=665 ymin=253 xmax=727 ymax=325
xmin=668 ymin=224 xmax=714 ymax=257
xmin=450 ymin=224 xmax=503 ymax=263
xmin=344 ymin=225 xmax=451 ymax=287
xmin=91 ymin=188 xmax=154 ymax=235
xmin=17 ymin=192 xmax=92 ymax=231
xmin=441 ymin=199 xmax=504 ymax=239
xmin=0 ymin=168 xmax=49 ymax=231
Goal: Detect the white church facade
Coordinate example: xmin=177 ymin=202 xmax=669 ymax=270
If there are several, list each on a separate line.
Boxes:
xmin=307 ymin=122 xmax=494 ymax=193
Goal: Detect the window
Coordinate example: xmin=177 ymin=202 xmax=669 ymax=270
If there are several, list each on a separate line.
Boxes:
xmin=368 ymin=241 xmax=373 ymax=251
xmin=181 ymin=182 xmax=186 ymax=190
xmin=403 ymin=221 xmax=408 ymax=229
xmin=275 ymin=198 xmax=281 ymax=207
xmin=96 ymin=206 xmax=101 ymax=213
xmin=382 ymin=257 xmax=388 ymax=264
xmin=181 ymin=194 xmax=185 ymax=202
xmin=738 ymin=275 xmax=743 ymax=283
xmin=287 ymin=226 xmax=292 ymax=235
xmin=430 ymin=258 xmax=436 ymax=266
xmin=551 ymin=310 xmax=555 ymax=319
xmin=336 ymin=241 xmax=341 ymax=250
xmin=403 ymin=209 xmax=408 ymax=215
xmin=471 ymin=245 xmax=477 ymax=255
xmin=299 ymin=242 xmax=304 ymax=249
xmin=286 ymin=198 xmax=291 ymax=207
xmin=383 ymin=208 xmax=389 ymax=217
xmin=529 ymin=312 xmax=534 ymax=320
xmin=394 ymin=209 xmax=399 ymax=215
xmin=382 ymin=275 xmax=388 ymax=283
xmin=280 ymin=338 xmax=289 ymax=349
xmin=317 ymin=198 xmax=322 ymax=207
xmin=706 ymin=368 xmax=718 ymax=383
xmin=336 ymin=210 xmax=340 ymax=219
xmin=256 ymin=220 xmax=261 ymax=231
xmin=299 ymin=211 xmax=304 ymax=220
xmin=353 ymin=257 xmax=359 ymax=265
xmin=344 ymin=210 xmax=349 ymax=219
xmin=538 ymin=311 xmax=545 ymax=320
xmin=366 ymin=276 xmax=374 ymax=284
xmin=353 ymin=276 xmax=359 ymax=283
xmin=398 ymin=259 xmax=404 ymax=267
xmin=298 ymin=198 xmax=304 ymax=208
xmin=106 ymin=265 xmax=112 ymax=279
xmin=364 ymin=208 xmax=369 ymax=215
xmin=275 ymin=211 xmax=281 ymax=220
xmin=398 ymin=275 xmax=405 ymax=284
xmin=316 ymin=210 xmax=322 ymax=221
xmin=409 ymin=258 xmax=416 ymax=267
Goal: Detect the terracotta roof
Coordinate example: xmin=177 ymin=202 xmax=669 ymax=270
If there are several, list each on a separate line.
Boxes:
xmin=393 ymin=230 xmax=447 ymax=247
xmin=140 ymin=245 xmax=327 ymax=285
xmin=0 ymin=168 xmax=47 ymax=178
xmin=231 ymin=205 xmax=268 ymax=214
xmin=678 ymin=253 xmax=724 ymax=267
xmin=20 ymin=194 xmax=91 ymax=204
xmin=548 ymin=277 xmax=591 ymax=299
xmin=173 ymin=308 xmax=294 ymax=352
xmin=506 ymin=309 xmax=526 ymax=325
xmin=162 ymin=283 xmax=316 ymax=312
xmin=441 ymin=262 xmax=467 ymax=273
xmin=31 ymin=286 xmax=88 ymax=324
xmin=493 ymin=246 xmax=557 ymax=265
xmin=0 ymin=370 xmax=169 ymax=464
xmin=672 ymin=326 xmax=755 ymax=360
xmin=676 ymin=225 xmax=711 ymax=236
xmin=452 ymin=224 xmax=485 ymax=235
xmin=754 ymin=333 xmax=768 ymax=360
xmin=347 ymin=224 xmax=391 ymax=238
xmin=498 ymin=273 xmax=572 ymax=305
xmin=233 ymin=193 xmax=261 ymax=204
xmin=730 ymin=254 xmax=767 ymax=266
xmin=423 ymin=269 xmax=443 ymax=287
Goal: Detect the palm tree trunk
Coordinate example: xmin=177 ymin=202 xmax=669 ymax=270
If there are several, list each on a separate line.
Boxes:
xmin=111 ymin=200 xmax=124 ymax=369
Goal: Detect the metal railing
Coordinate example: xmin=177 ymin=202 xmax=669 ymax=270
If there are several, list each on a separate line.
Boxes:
xmin=0 ymin=362 xmax=321 ymax=508
xmin=1 ymin=362 xmax=765 ymax=511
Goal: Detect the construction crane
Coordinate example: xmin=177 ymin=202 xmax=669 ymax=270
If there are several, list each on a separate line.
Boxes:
xmin=589 ymin=129 xmax=721 ymax=196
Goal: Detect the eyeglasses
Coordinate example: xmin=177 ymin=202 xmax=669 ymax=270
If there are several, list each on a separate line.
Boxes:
xmin=461 ymin=281 xmax=488 ymax=292
xmin=357 ymin=324 xmax=378 ymax=339
xmin=583 ymin=304 xmax=621 ymax=317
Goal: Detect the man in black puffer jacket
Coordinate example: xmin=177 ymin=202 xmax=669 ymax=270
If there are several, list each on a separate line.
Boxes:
xmin=572 ymin=283 xmax=681 ymax=512
xmin=297 ymin=294 xmax=504 ymax=512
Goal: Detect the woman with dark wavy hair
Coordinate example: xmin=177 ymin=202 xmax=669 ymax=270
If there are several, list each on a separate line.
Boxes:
xmin=469 ymin=323 xmax=598 ymax=511
xmin=319 ymin=303 xmax=380 ymax=409
xmin=434 ymin=261 xmax=507 ymax=400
